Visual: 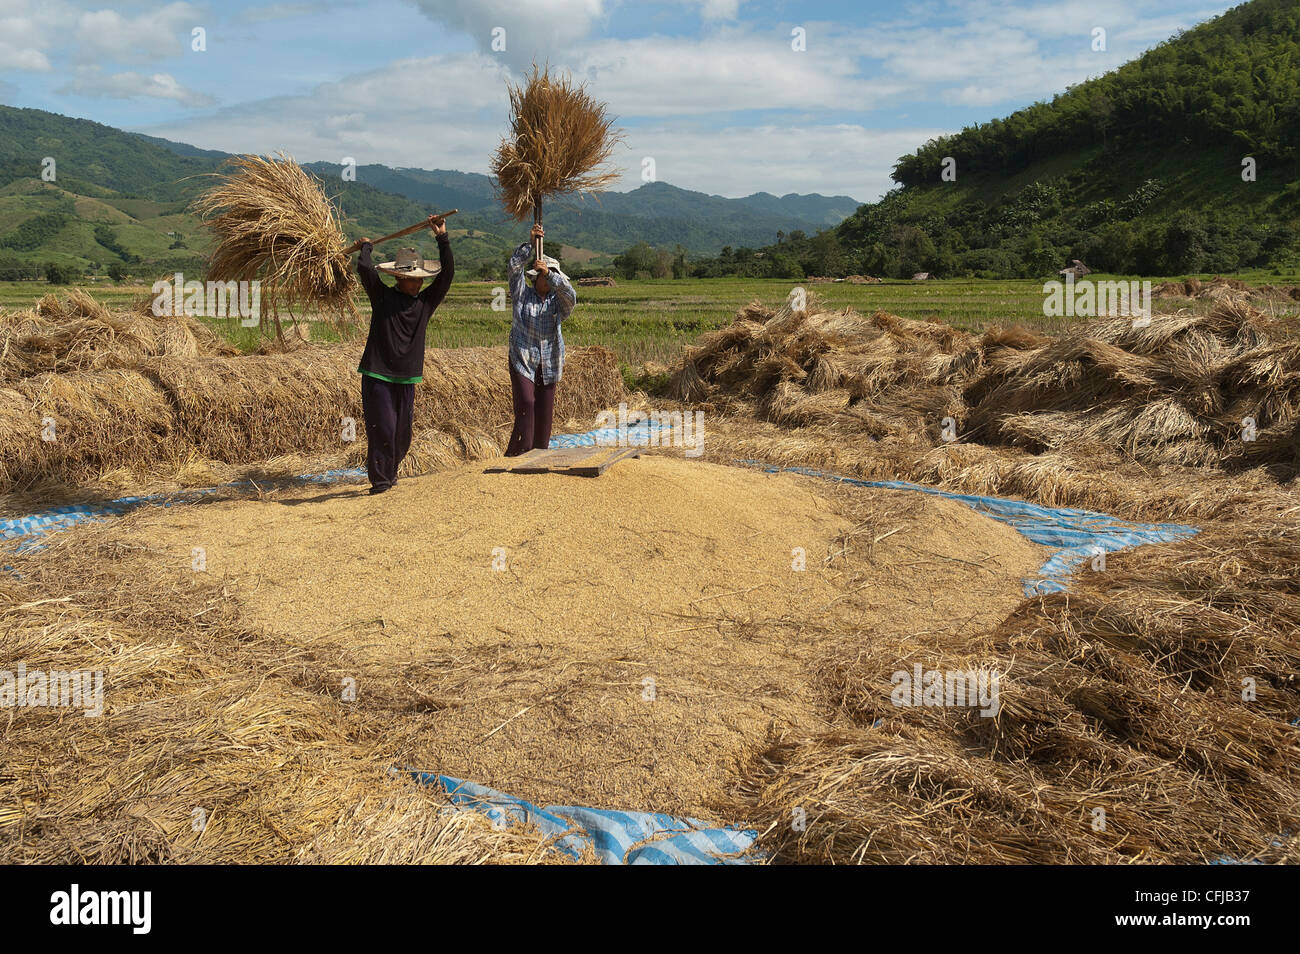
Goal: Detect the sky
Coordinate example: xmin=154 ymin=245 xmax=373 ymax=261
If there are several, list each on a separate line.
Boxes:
xmin=0 ymin=0 xmax=1233 ymax=202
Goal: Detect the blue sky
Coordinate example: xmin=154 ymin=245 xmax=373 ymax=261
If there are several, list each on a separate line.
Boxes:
xmin=0 ymin=0 xmax=1231 ymax=201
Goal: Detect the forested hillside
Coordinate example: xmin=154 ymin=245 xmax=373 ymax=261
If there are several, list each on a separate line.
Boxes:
xmin=693 ymin=0 xmax=1300 ymax=280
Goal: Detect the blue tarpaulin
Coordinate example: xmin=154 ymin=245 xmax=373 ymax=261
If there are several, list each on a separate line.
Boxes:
xmin=415 ymin=774 xmax=758 ymax=865
xmin=548 ymin=419 xmax=671 ymax=448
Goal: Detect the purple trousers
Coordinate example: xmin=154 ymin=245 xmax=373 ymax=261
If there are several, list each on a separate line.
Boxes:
xmin=505 ymin=362 xmax=556 ymax=456
xmin=361 ymin=374 xmax=415 ymax=493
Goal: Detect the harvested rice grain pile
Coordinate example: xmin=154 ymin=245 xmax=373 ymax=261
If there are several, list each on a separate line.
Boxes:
xmin=104 ymin=454 xmax=1045 ymax=818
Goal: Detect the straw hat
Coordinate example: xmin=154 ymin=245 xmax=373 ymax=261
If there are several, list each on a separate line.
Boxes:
xmin=377 ymin=246 xmax=441 ymax=279
xmin=525 ymin=255 xmax=562 ymax=282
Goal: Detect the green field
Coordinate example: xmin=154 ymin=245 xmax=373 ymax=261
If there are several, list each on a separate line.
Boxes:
xmin=4 ymin=274 xmax=1296 ymax=370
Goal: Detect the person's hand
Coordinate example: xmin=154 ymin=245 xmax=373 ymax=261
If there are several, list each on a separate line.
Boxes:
xmin=360 ymin=237 xmax=372 ymax=245
xmin=428 ymin=214 xmax=447 ymax=237
xmin=533 ymin=258 xmax=549 ymax=275
xmin=530 ymin=223 xmax=544 ymax=241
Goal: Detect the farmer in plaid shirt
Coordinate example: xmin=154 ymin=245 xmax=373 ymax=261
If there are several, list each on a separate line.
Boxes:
xmin=505 ymin=222 xmax=577 ymax=455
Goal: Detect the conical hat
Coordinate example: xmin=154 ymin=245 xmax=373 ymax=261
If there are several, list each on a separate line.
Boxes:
xmin=377 ymin=246 xmax=441 ymax=280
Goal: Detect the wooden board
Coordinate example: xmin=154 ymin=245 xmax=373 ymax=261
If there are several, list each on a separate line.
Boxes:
xmin=487 ymin=446 xmax=643 ymax=477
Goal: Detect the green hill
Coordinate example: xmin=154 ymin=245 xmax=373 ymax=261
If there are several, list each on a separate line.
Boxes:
xmin=697 ymin=0 xmax=1300 ymax=280
xmin=0 ymin=104 xmax=855 ymax=281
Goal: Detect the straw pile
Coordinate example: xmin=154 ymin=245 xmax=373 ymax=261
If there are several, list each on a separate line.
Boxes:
xmin=0 ymin=290 xmax=233 ymax=383
xmin=727 ymin=511 xmax=1300 ymax=864
xmin=0 ymin=293 xmax=624 ymax=493
xmin=1154 ymin=275 xmax=1300 ymax=306
xmin=192 ymin=153 xmax=356 ymax=318
xmin=669 ymin=297 xmax=1300 ymax=512
xmin=490 ymin=64 xmax=622 ymax=221
xmin=0 ymin=523 xmax=570 ymax=864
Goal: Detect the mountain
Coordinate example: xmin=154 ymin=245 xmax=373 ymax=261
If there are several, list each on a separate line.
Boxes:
xmin=698 ymin=0 xmax=1300 ymax=280
xmin=733 ymin=191 xmax=861 ymax=226
xmin=0 ymin=106 xmax=855 ymax=278
xmin=299 ymin=165 xmax=850 ymax=255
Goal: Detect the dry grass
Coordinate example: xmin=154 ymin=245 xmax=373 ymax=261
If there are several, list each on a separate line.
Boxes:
xmin=668 ymin=295 xmax=1300 ymax=519
xmin=726 ymin=515 xmax=1300 ymax=864
xmin=646 ymin=295 xmax=1300 ymax=862
xmin=0 ymin=524 xmax=571 ymax=864
xmin=0 ymin=290 xmax=233 ymax=384
xmin=490 ymin=64 xmax=623 ymax=222
xmin=192 ymin=153 xmax=357 ymax=324
xmin=0 ymin=292 xmax=624 ymax=497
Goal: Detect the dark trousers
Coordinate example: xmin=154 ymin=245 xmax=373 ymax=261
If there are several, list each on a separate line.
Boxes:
xmin=505 ymin=363 xmax=556 ymax=456
xmin=361 ymin=374 xmax=415 ymax=493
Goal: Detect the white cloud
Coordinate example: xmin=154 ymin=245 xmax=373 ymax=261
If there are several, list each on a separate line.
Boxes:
xmin=74 ymin=2 xmax=199 ymax=65
xmin=406 ymin=0 xmax=606 ymax=71
xmin=573 ymin=30 xmax=900 ymax=116
xmin=139 ymin=52 xmax=511 ymax=172
xmin=622 ymin=123 xmax=941 ymax=199
xmin=0 ymin=0 xmax=67 ymax=71
xmin=0 ymin=39 xmax=50 ymax=72
xmin=59 ymin=66 xmax=215 ymax=107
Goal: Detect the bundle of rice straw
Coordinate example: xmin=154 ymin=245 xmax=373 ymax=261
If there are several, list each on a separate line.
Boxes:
xmin=490 ymin=64 xmax=622 ymax=257
xmin=0 ymin=291 xmax=232 ymax=385
xmin=192 ymin=153 xmax=356 ymax=326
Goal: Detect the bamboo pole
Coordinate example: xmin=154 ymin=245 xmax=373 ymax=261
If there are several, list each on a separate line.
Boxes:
xmin=340 ymin=210 xmax=459 ymax=256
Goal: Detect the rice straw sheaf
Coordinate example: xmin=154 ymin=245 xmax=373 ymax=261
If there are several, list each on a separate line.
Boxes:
xmin=724 ymin=517 xmax=1300 ymax=864
xmin=192 ymin=153 xmax=356 ymax=320
xmin=150 ymin=350 xmax=362 ymax=463
xmin=0 ymin=524 xmax=572 ymax=864
xmin=0 ymin=290 xmax=233 ymax=386
xmin=669 ymin=294 xmax=1300 ymax=500
xmin=490 ymin=64 xmax=623 ymax=220
xmin=0 ymin=369 xmax=177 ymax=491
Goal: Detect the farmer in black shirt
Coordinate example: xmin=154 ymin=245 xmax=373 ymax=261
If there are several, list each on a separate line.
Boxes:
xmin=356 ymin=214 xmax=453 ymax=494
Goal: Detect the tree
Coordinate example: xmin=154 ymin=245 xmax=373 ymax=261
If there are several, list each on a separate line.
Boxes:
xmin=862 ymin=242 xmax=895 ymax=278
xmin=806 ymin=231 xmax=846 ymax=276
xmin=1162 ymin=210 xmax=1209 ymax=273
xmin=1089 ymin=92 xmax=1115 ymax=145
xmin=671 ymin=244 xmax=689 ymax=279
xmin=894 ymin=225 xmax=938 ymax=277
xmin=44 ymin=261 xmax=72 ymax=284
xmin=613 ymin=242 xmax=656 ymax=279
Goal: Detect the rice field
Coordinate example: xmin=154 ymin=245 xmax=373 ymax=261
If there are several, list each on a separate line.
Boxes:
xmin=3 ymin=278 xmax=1298 ymax=866
xmin=12 ymin=275 xmax=1296 ymax=368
